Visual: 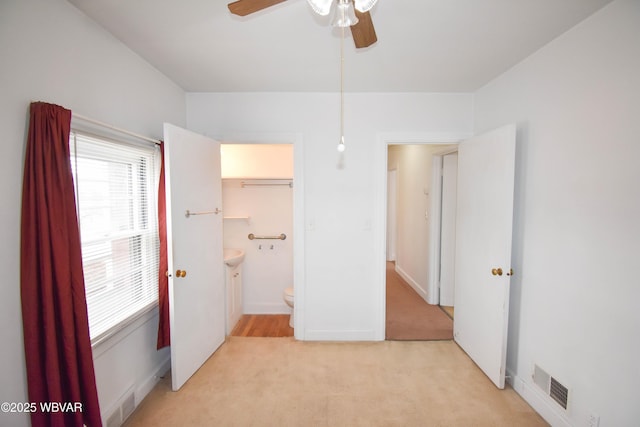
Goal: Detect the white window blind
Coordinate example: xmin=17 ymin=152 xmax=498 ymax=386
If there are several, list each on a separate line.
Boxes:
xmin=70 ymin=131 xmax=160 ymax=344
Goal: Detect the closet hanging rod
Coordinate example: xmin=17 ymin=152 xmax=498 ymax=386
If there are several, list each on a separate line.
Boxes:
xmin=248 ymin=233 xmax=287 ymax=241
xmin=72 ymin=113 xmax=161 ymax=145
xmin=241 ymin=181 xmax=293 ymax=188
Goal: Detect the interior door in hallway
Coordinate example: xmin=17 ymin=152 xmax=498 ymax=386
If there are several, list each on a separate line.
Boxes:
xmin=454 ymin=124 xmax=516 ymax=389
xmin=439 ymin=152 xmax=458 ymax=307
xmin=163 ymin=123 xmax=225 ymax=391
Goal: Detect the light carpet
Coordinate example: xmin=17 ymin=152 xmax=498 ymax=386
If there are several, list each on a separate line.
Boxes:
xmin=123 ymin=337 xmax=547 ymax=427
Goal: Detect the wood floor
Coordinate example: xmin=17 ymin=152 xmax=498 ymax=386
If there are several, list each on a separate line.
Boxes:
xmin=441 ymin=305 xmax=454 ymax=319
xmin=230 ymin=314 xmax=293 ymax=337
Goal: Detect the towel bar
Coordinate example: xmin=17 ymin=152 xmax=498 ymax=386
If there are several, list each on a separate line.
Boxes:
xmin=248 ymin=233 xmax=286 ymax=240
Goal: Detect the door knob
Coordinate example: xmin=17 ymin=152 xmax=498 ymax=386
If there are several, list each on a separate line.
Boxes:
xmin=176 ymin=269 xmax=187 ymax=278
xmin=491 ymin=268 xmax=503 ymax=276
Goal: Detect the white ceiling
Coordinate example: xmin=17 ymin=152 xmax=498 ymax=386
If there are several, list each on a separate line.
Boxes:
xmin=67 ymin=0 xmax=612 ymax=92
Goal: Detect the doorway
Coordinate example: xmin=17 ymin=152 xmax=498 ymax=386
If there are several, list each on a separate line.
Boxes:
xmin=220 ymin=143 xmax=295 ymax=337
xmin=384 ymin=143 xmax=457 ymax=340
xmin=375 ymin=127 xmax=517 ymax=387
xmin=373 ymin=131 xmax=470 ymax=340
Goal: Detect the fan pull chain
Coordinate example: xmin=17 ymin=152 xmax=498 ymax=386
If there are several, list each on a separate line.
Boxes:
xmin=338 ymin=24 xmax=346 ymax=152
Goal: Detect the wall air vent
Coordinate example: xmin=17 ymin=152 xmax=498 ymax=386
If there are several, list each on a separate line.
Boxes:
xmin=106 ymin=410 xmax=120 ymax=427
xmin=532 ymin=364 xmax=569 ymax=410
xmin=105 ymin=388 xmax=136 ymax=427
xmin=550 ymin=377 xmax=569 ymax=409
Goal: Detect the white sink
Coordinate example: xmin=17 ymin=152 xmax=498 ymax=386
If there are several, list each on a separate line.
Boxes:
xmin=223 ymin=248 xmax=245 ymax=267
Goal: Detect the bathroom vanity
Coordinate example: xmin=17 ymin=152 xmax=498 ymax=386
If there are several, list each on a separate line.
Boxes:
xmin=223 ymin=248 xmax=245 ymax=334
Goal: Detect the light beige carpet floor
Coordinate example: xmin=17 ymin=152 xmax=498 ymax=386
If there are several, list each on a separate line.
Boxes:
xmin=124 ymin=337 xmax=547 ymax=427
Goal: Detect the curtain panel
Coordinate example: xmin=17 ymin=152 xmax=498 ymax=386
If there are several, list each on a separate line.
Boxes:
xmin=20 ymin=102 xmax=102 ymax=427
xmin=157 ymin=142 xmax=170 ymax=349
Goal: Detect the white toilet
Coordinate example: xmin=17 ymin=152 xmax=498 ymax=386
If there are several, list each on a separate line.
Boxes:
xmin=283 ymin=287 xmax=294 ymax=328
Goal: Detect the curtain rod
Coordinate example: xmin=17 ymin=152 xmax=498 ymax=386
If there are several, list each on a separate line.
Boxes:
xmin=72 ymin=113 xmax=161 ymax=145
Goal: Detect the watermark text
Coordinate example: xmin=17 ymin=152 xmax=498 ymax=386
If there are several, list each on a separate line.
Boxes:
xmin=1 ymin=401 xmax=83 ymax=413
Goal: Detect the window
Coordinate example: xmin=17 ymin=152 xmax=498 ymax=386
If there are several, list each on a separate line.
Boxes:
xmin=70 ymin=131 xmax=160 ymax=344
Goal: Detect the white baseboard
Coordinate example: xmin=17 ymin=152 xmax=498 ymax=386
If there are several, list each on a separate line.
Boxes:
xmin=508 ymin=369 xmax=571 ymax=427
xmin=102 ymin=355 xmax=169 ymax=427
xmin=395 ymin=264 xmax=429 ymax=303
xmin=135 ymin=356 xmax=170 ymax=406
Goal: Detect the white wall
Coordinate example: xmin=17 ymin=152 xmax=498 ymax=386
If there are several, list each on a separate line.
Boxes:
xmin=474 ymin=1 xmax=640 ymax=425
xmin=187 ymin=92 xmax=473 ymax=339
xmin=0 ymin=0 xmax=186 ymax=426
xmin=221 ymin=144 xmax=294 ymax=179
xmin=222 ymin=180 xmax=294 ymax=314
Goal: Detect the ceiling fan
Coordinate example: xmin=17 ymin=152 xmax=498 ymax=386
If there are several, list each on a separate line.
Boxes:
xmin=228 ymin=0 xmax=378 ymax=48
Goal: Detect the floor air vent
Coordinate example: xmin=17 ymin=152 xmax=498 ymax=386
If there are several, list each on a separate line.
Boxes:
xmin=533 ymin=364 xmax=569 ymax=410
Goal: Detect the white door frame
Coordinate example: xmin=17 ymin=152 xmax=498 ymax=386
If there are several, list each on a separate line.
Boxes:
xmin=373 ymin=132 xmax=471 ymax=340
xmin=220 ymin=132 xmax=306 ymax=340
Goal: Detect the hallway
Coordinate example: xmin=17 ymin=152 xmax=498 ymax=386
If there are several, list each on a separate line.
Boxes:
xmin=385 ymin=262 xmax=453 ymax=340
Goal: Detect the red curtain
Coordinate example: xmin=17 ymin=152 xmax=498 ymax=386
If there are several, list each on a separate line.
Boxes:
xmin=20 ymin=102 xmax=102 ymax=427
xmin=156 ymin=142 xmax=170 ymax=349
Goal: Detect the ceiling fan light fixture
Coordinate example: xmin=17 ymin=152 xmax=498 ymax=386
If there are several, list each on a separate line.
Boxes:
xmin=331 ymin=0 xmax=359 ymax=28
xmin=353 ymin=0 xmax=377 ymax=13
xmin=306 ymin=0 xmax=333 ymax=16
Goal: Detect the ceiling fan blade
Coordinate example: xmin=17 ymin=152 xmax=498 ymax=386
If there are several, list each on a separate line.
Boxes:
xmin=351 ymin=10 xmax=377 ymax=48
xmin=228 ymin=0 xmax=288 ymax=17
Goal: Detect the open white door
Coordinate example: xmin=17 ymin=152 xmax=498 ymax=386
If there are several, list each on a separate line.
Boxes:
xmin=454 ymin=124 xmax=516 ymax=389
xmin=163 ymin=123 xmax=225 ymax=391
